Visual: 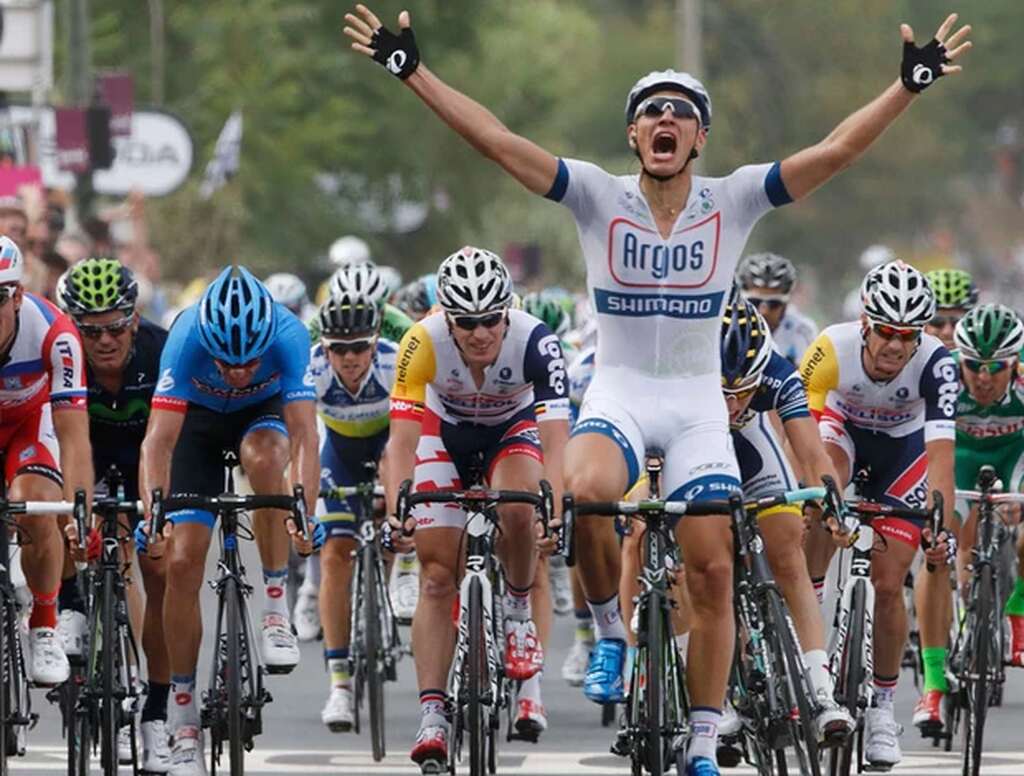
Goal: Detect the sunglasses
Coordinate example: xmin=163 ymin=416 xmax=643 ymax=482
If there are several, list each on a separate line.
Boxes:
xmin=928 ymin=315 xmax=962 ymax=329
xmin=870 ymin=322 xmax=921 ymax=343
xmin=634 ymin=96 xmax=701 ymax=122
xmin=963 ymin=358 xmax=1015 ymax=376
xmin=449 ymin=311 xmax=506 ymax=331
xmin=747 ymin=296 xmax=788 ymax=312
xmin=214 ymin=356 xmax=261 ymax=371
xmin=0 ymin=286 xmax=14 ymax=307
xmin=325 ymin=338 xmax=375 ymax=356
xmin=76 ymin=315 xmax=133 ymax=339
xmin=722 ymin=382 xmax=760 ymax=403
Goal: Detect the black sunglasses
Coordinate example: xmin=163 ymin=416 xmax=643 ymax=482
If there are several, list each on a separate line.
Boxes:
xmin=326 ymin=338 xmax=375 ymax=356
xmin=449 ymin=311 xmax=506 ymax=331
xmin=0 ymin=286 xmax=14 ymax=307
xmin=748 ymin=297 xmax=787 ymax=312
xmin=76 ymin=315 xmax=134 ymax=339
xmin=634 ymin=96 xmax=701 ymax=122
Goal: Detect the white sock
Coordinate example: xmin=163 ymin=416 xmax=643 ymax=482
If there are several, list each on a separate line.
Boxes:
xmin=687 ymin=707 xmax=721 ymax=762
xmin=304 ymin=555 xmax=321 ymax=591
xmin=504 ymin=586 xmax=532 ymax=622
xmin=588 ymin=595 xmax=627 ymax=642
xmin=168 ymin=673 xmax=199 ymax=732
xmin=804 ymin=649 xmax=831 ymax=696
xmin=263 ymin=567 xmax=290 ymax=619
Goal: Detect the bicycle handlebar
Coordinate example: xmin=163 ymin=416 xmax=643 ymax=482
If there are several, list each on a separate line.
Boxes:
xmin=150 ymin=487 xmax=308 ymax=542
xmin=320 ymin=483 xmax=385 ymax=500
xmin=395 ymin=479 xmax=552 ymax=538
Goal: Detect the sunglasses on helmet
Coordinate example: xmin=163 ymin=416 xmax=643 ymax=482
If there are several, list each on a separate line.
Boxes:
xmin=963 ymin=357 xmax=1015 ymax=376
xmin=870 ymin=322 xmax=921 ymax=343
xmin=633 ymin=96 xmax=701 ymax=123
xmin=324 ymin=337 xmax=375 ymax=356
xmin=448 ymin=310 xmax=506 ymax=332
xmin=75 ymin=314 xmax=134 ymax=339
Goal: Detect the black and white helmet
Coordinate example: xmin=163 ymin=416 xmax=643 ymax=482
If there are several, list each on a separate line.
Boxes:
xmin=737 ymin=253 xmax=797 ymax=295
xmin=860 ymin=260 xmax=936 ymax=328
xmin=436 ymin=246 xmax=513 ymax=315
xmin=329 ymin=263 xmax=389 ymax=309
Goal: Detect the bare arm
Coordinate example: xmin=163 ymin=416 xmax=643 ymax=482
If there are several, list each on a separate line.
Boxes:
xmin=925 ymin=437 xmax=956 ymax=532
xmin=780 ymin=15 xmax=971 ymax=201
xmin=139 ymin=407 xmax=186 ymax=514
xmin=52 ymin=408 xmax=94 ymax=504
xmin=783 ymin=415 xmax=841 ymax=489
xmin=344 ymin=5 xmax=559 ymax=196
xmin=537 ymin=418 xmax=569 ymax=517
xmin=283 ymin=399 xmax=320 ymax=515
xmin=383 ymin=417 xmax=422 ymax=517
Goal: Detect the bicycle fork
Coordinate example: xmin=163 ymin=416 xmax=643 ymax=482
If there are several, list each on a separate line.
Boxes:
xmin=828 ymin=531 xmax=876 ymax=712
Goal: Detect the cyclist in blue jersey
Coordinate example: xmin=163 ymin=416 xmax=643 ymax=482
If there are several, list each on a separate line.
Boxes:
xmin=138 ymin=266 xmax=320 ymax=776
xmin=344 ymin=7 xmax=971 ymax=773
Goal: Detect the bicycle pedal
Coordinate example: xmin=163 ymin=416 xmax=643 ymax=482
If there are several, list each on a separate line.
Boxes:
xmin=716 ymin=743 xmax=743 ymax=768
xmin=419 ymin=757 xmax=445 ymax=775
xmin=264 ymin=663 xmax=296 ymax=676
xmin=326 ymin=720 xmax=353 ymax=734
xmin=862 ymin=763 xmax=894 ymax=773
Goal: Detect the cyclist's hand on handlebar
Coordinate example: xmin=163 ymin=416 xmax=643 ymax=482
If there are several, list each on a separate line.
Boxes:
xmin=63 ymin=523 xmax=100 ymax=562
xmin=536 ymin=514 xmax=559 ymax=556
xmin=922 ymin=526 xmax=957 ymax=570
xmin=286 ymin=514 xmax=322 ymax=558
xmin=382 ymin=513 xmax=416 ymax=553
xmin=823 ymin=513 xmax=858 ymax=549
xmin=136 ymin=518 xmax=171 ymax=559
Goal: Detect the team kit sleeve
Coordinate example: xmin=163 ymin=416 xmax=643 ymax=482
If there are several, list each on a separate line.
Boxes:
xmin=920 ymin=346 xmax=959 ymax=441
xmin=389 ymin=323 xmax=435 ymax=422
xmin=771 ymin=359 xmax=812 ymax=423
xmin=275 ymin=313 xmax=316 ymax=403
xmin=44 ymin=315 xmax=88 ymax=410
xmin=150 ymin=309 xmax=195 ymax=413
xmin=799 ymin=331 xmax=839 ymax=420
xmin=725 ymin=162 xmax=793 ymax=234
xmin=543 ymin=157 xmax=614 ymax=224
xmin=524 ymin=324 xmax=571 ymax=422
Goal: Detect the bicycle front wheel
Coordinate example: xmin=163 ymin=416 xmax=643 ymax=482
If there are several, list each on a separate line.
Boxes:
xmin=641 ymin=590 xmax=665 ymax=776
xmin=467 ymin=577 xmax=487 ymax=776
xmin=962 ymin=564 xmax=994 ymax=776
xmin=829 ymin=581 xmax=866 ymax=776
xmin=365 ymin=545 xmax=386 ymax=762
xmin=99 ymin=574 xmax=120 ymax=775
xmin=225 ymin=576 xmax=246 ymax=776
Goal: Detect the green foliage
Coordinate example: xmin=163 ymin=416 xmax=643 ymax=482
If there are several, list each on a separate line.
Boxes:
xmin=54 ymin=0 xmax=1024 ymax=314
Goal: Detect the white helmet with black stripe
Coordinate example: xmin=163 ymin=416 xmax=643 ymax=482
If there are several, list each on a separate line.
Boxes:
xmin=860 ymin=260 xmax=936 ymax=327
xmin=436 ymin=246 xmax=513 ymax=315
xmin=329 ymin=262 xmax=389 ymax=309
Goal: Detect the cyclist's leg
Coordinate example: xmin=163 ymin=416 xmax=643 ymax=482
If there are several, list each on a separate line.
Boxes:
xmin=1001 ymin=445 xmax=1024 ymax=663
xmin=804 ymin=412 xmax=854 ymax=586
xmin=138 ymin=550 xmax=170 ymax=711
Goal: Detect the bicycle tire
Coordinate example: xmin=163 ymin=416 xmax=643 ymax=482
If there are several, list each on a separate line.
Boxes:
xmin=365 ymin=544 xmax=386 ymax=762
xmin=467 ymin=577 xmax=487 ymax=776
xmin=765 ymin=588 xmax=821 ymax=776
xmin=962 ymin=563 xmax=994 ymax=776
xmin=829 ymin=581 xmax=866 ymax=776
xmin=226 ymin=576 xmax=246 ymax=776
xmin=100 ymin=572 xmax=120 ymax=775
xmin=0 ymin=596 xmax=9 ymax=774
xmin=642 ymin=589 xmax=665 ymax=776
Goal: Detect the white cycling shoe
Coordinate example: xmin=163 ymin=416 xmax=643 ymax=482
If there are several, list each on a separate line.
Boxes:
xmin=560 ymin=639 xmax=592 ymax=686
xmin=321 ymin=686 xmax=355 ymax=733
xmin=261 ymin=614 xmax=299 ymax=674
xmin=391 ymin=572 xmax=419 ymax=624
xmin=548 ymin=556 xmax=573 ymax=616
xmin=864 ymin=706 xmax=902 ymax=770
xmin=169 ymin=725 xmax=207 ymax=776
xmin=118 ymin=725 xmax=134 ymax=764
xmin=813 ymin=689 xmax=854 ymax=746
xmin=29 ymin=627 xmax=70 ymax=686
xmin=57 ymin=609 xmax=87 ymax=659
xmin=292 ymin=588 xmax=321 ymax=643
xmin=141 ymin=719 xmax=173 ymax=773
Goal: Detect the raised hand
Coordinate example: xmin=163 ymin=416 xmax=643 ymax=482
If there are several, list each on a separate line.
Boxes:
xmin=343 ymin=4 xmax=420 ymax=80
xmin=899 ymin=12 xmax=972 ymax=93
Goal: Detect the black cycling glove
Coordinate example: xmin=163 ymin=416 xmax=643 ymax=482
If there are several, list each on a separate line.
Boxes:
xmin=900 ymin=37 xmax=949 ymax=93
xmin=371 ymin=24 xmax=420 ymax=80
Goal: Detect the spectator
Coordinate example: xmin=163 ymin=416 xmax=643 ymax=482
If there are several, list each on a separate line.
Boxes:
xmin=55 ymin=231 xmax=93 ymax=266
xmin=37 ymin=250 xmax=69 ymax=302
xmin=0 ymin=196 xmax=28 ymax=248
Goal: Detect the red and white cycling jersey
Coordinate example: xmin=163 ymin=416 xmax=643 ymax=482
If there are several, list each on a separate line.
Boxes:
xmin=0 ymin=293 xmax=87 ymax=426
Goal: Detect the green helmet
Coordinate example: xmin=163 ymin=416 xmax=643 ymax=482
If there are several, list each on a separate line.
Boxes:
xmin=59 ymin=258 xmax=139 ymax=317
xmin=926 ymin=268 xmax=978 ymax=310
xmin=954 ymin=304 xmax=1024 ymax=360
xmin=522 ymin=291 xmax=570 ymax=336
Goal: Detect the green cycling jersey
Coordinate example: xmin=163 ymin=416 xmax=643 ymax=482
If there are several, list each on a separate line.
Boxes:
xmin=308 ymin=302 xmax=413 ymax=345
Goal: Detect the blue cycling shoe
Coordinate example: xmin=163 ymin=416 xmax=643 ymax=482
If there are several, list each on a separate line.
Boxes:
xmin=685 ymin=755 xmax=721 ymax=776
xmin=582 ymin=638 xmax=625 ymax=703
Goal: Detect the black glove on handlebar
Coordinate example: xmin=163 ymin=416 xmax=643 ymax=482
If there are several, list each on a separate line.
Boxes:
xmin=371 ymin=25 xmax=420 ymax=80
xmin=901 ymin=38 xmax=949 ymax=93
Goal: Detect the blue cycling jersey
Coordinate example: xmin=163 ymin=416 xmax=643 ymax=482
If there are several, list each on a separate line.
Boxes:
xmin=733 ymin=351 xmax=810 ymax=430
xmin=152 ymin=303 xmax=315 ymax=414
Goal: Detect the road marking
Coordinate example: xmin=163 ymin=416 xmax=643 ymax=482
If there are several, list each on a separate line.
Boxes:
xmin=14 ymin=747 xmax=1024 ymax=774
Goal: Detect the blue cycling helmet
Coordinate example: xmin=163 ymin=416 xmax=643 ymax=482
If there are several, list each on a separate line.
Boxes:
xmin=198 ymin=265 xmax=278 ymax=364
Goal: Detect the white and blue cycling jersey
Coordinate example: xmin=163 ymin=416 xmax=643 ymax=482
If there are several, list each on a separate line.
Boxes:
xmin=568 ymin=346 xmax=596 ymax=426
xmin=545 ymin=158 xmax=792 ymax=498
xmin=152 ymin=304 xmax=315 ymax=414
xmin=732 ymin=351 xmax=810 ymax=432
xmin=772 ymin=305 xmax=817 ymax=366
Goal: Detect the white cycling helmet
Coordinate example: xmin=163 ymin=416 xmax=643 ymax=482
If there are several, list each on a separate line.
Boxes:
xmin=860 ymin=260 xmax=936 ymax=328
xmin=328 ymin=235 xmax=372 ymax=268
xmin=858 ymin=244 xmax=896 ymax=271
xmin=625 ymin=70 xmax=712 ymax=130
xmin=0 ymin=236 xmax=24 ymax=285
xmin=436 ymin=246 xmax=513 ymax=315
xmin=376 ymin=265 xmax=403 ymax=300
xmin=330 ymin=262 xmax=390 ymax=308
xmin=264 ymin=272 xmax=308 ymax=311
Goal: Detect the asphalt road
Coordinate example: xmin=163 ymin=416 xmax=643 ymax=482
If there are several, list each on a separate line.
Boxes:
xmin=15 ymin=538 xmax=1024 ymax=775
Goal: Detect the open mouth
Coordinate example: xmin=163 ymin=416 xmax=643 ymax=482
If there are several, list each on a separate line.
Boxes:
xmin=652 ymin=132 xmax=677 ymax=157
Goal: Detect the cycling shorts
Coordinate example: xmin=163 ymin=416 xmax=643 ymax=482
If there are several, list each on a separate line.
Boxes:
xmin=168 ymin=397 xmax=287 ymax=529
xmin=820 ymin=419 xmax=927 ymax=547
xmin=0 ymin=402 xmax=62 ymax=488
xmin=572 ymin=367 xmax=741 ymax=511
xmin=411 ymin=406 xmax=543 ymax=531
xmin=732 ymin=413 xmax=800 ymax=520
xmin=954 ymin=440 xmax=1024 ymax=519
xmin=319 ymin=428 xmax=388 ymax=541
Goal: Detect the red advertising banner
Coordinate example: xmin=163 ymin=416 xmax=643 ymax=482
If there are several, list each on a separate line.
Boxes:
xmin=55 ymin=108 xmax=90 ymax=173
xmin=97 ymin=72 xmax=134 ymax=137
xmin=0 ymin=165 xmax=43 ymax=197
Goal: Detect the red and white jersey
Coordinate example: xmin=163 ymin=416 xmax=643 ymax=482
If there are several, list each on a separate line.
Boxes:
xmin=0 ymin=293 xmax=87 ymax=426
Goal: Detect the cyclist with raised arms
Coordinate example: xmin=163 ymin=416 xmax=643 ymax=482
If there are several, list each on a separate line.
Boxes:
xmin=950 ymin=305 xmax=1024 ymax=664
xmin=308 ymin=264 xmax=398 ymax=733
xmin=58 ymin=258 xmax=172 ymax=771
xmin=0 ymin=236 xmax=92 ymax=687
xmin=343 ymin=7 xmax=971 ymax=773
xmin=737 ymin=253 xmax=817 ymax=366
xmin=924 ymin=267 xmax=978 ymax=350
xmin=384 ymin=248 xmax=570 ymax=765
xmin=800 ymin=260 xmax=959 ymax=769
xmin=138 ymin=266 xmax=319 ymax=776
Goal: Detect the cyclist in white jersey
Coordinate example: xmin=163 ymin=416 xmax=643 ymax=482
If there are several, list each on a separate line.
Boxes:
xmin=737 ymin=253 xmax=817 ymax=365
xmin=343 ymin=7 xmax=972 ymax=773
